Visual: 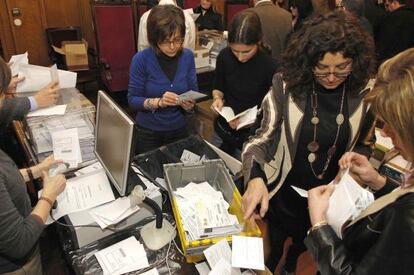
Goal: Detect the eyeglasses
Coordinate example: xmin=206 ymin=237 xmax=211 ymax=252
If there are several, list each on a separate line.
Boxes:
xmin=158 ymin=37 xmax=184 ymax=47
xmin=313 ymin=70 xmax=351 ymax=78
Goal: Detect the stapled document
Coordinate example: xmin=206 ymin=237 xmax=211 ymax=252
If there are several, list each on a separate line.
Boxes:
xmin=95 ymin=236 xmax=149 ymax=275
xmin=231 ymin=235 xmax=264 ymax=271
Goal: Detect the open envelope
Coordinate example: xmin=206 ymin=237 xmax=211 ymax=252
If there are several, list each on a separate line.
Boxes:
xmin=16 ymin=63 xmax=77 ymax=93
xmin=326 ymin=169 xmax=374 ymax=238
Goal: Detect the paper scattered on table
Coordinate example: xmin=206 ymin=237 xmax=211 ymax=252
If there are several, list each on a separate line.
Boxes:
xmin=9 ymin=52 xmax=28 ymax=76
xmin=42 ymin=169 xmax=115 ymax=224
xmin=291 ymin=185 xmax=308 ymax=198
xmin=174 ymin=182 xmax=242 ymax=241
xmin=241 ymin=270 xmax=257 ymax=275
xmin=51 ymin=128 xmax=82 ymax=168
xmin=16 ymin=63 xmax=76 ymax=93
xmin=90 ymin=197 xmax=140 ymax=229
xmin=95 ymin=236 xmax=149 ymax=275
xmin=178 ymin=90 xmax=207 ymax=102
xmin=327 ymin=169 xmax=375 ymax=238
xmin=204 ymin=239 xmax=241 ymax=274
xmin=195 ymin=261 xmax=210 ymax=275
xmin=231 ymin=236 xmax=264 ymax=271
xmin=180 ymin=149 xmax=201 ymax=165
xmin=27 ymin=104 xmax=67 ymax=117
xmin=130 ymin=166 xmax=160 ymax=199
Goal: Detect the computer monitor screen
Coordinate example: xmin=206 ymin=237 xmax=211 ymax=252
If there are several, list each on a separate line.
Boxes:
xmin=94 ymin=90 xmax=136 ymax=196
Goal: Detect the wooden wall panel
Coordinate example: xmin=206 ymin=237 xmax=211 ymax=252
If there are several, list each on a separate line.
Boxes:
xmin=42 ymin=0 xmax=82 ymax=28
xmin=4 ymin=0 xmax=49 ymax=66
xmin=0 ymin=0 xmax=15 ymax=60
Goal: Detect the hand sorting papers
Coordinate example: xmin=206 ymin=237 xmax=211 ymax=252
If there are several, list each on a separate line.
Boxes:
xmin=178 ymin=90 xmax=207 ymax=103
xmin=326 ymin=169 xmax=375 ymax=238
xmin=51 ymin=128 xmax=82 ymax=168
xmin=214 ymin=106 xmax=258 ymax=130
xmin=41 ymin=169 xmax=115 ymax=224
xmin=8 ymin=52 xmax=29 ymax=76
xmin=174 ymin=182 xmax=242 ymax=241
xmin=95 ymin=236 xmax=149 ymax=275
xmin=16 ymin=63 xmax=76 ymax=93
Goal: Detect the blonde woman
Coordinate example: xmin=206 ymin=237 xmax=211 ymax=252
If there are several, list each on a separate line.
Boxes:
xmin=307 ymin=47 xmax=414 ymax=274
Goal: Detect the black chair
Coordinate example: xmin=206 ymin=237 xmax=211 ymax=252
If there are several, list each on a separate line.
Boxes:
xmin=45 ymin=26 xmax=100 ymax=89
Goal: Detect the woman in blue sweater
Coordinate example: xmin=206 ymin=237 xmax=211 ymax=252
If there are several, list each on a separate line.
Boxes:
xmin=128 ymin=4 xmax=198 ymax=154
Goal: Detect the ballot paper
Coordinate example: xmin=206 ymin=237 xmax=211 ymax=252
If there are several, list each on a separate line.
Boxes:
xmin=51 ymin=128 xmax=82 ymax=168
xmin=95 ymin=236 xmax=149 ymax=275
xmin=42 ymin=169 xmax=115 ymax=224
xmin=16 ymin=63 xmax=76 ymax=93
xmin=180 ymin=149 xmax=201 ymax=165
xmin=174 ymin=181 xmax=241 ymax=240
xmin=27 ymin=104 xmax=67 ymax=117
xmin=178 ymin=90 xmax=207 ymax=102
xmin=326 ymin=169 xmax=375 ymax=238
xmin=8 ymin=52 xmax=29 ymax=76
xmin=231 ymin=236 xmax=264 ymax=271
xmin=141 ymin=268 xmax=159 ymax=275
xmin=203 ymin=239 xmax=241 ymax=274
xmin=214 ymin=106 xmax=258 ymax=130
xmin=90 ymin=197 xmax=140 ymax=229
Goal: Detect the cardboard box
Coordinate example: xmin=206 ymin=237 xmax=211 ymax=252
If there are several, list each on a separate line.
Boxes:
xmin=193 ymin=45 xmax=210 ymax=69
xmin=52 ymin=39 xmax=89 ymax=71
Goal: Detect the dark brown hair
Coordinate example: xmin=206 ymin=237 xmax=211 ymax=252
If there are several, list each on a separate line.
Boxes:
xmin=146 ymin=5 xmax=185 ymax=54
xmin=282 ymin=11 xmax=375 ymax=99
xmin=0 ymin=57 xmax=11 ymax=94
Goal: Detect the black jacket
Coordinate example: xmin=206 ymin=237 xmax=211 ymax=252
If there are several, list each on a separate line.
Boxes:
xmin=193 ymin=6 xmax=223 ymax=31
xmin=375 ymin=6 xmax=414 ymax=64
xmin=305 ymin=181 xmax=414 ymax=274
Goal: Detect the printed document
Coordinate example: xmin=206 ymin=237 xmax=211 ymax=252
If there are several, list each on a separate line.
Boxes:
xmin=178 ymin=90 xmax=207 ymax=102
xmin=51 ymin=128 xmax=82 ymax=168
xmin=43 ymin=169 xmax=115 ymax=224
xmin=203 ymin=239 xmax=241 ymax=274
xmin=27 ymin=105 xmax=67 ymax=117
xmin=95 ymin=236 xmax=149 ymax=275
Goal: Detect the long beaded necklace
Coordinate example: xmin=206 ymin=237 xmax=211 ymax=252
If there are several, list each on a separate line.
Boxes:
xmin=307 ymin=84 xmax=346 ymax=179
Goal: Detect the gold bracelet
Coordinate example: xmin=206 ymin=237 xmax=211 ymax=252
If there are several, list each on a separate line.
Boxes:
xmin=39 ymin=196 xmax=54 ymax=208
xmin=307 ymin=220 xmax=328 ymax=235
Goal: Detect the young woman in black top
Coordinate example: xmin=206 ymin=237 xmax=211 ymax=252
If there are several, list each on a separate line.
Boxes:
xmin=211 ymin=10 xmax=277 ymax=158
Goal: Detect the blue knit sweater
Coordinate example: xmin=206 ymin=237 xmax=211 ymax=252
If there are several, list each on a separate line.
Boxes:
xmin=128 ymin=48 xmax=198 ymax=131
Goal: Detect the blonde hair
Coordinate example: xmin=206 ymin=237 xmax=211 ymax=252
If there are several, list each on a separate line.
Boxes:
xmin=366 ymin=48 xmax=414 ymax=163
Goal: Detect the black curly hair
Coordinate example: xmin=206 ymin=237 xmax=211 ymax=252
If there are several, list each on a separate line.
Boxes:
xmin=281 ymin=11 xmax=375 ymax=99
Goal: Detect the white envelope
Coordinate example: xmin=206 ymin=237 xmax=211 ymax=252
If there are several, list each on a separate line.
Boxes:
xmin=16 ymin=63 xmax=77 ymax=93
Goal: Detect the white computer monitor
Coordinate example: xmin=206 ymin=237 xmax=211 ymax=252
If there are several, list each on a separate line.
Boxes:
xmin=94 ymin=90 xmax=136 ymax=196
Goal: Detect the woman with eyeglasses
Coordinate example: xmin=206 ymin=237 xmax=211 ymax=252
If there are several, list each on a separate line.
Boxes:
xmin=128 ymin=4 xmax=198 ymax=154
xmin=306 ymin=47 xmax=414 ymax=275
xmin=210 ymin=10 xmax=277 ymax=158
xmin=241 ymin=11 xmax=376 ymax=274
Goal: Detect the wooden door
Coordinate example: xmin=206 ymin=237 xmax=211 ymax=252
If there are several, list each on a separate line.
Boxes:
xmin=1 ymin=0 xmax=49 ymax=66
